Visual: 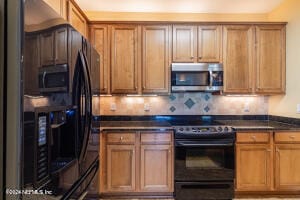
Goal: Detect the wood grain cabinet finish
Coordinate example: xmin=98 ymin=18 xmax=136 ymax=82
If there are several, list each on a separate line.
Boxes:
xmin=110 ymin=25 xmax=139 ymax=94
xmin=142 ymin=25 xmax=171 ymax=94
xmin=90 ymin=25 xmax=109 ymax=94
xmin=100 ymin=131 xmax=174 ymax=195
xmin=255 ymin=25 xmax=286 ymax=94
xmin=43 ymin=0 xmax=67 ymax=19
xmin=223 ymin=25 xmax=254 ymax=94
xmin=106 ymin=145 xmax=136 ymax=192
xmin=236 ymin=143 xmax=272 ymax=191
xmin=67 ymin=0 xmax=87 ymax=38
xmin=40 ymin=27 xmax=68 ymax=66
xmin=173 ymin=25 xmax=221 ymax=63
xmin=24 ymin=34 xmax=40 ymax=95
xmin=140 ymin=145 xmax=173 ymax=192
xmin=274 ymin=132 xmax=300 ymax=191
xmin=172 ymin=25 xmax=197 ymax=62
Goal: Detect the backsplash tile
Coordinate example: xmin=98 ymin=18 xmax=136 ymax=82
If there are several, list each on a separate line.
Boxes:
xmin=94 ymin=93 xmax=269 ymax=116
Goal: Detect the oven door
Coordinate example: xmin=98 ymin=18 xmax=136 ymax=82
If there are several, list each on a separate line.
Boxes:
xmin=171 ymin=70 xmax=210 ymax=91
xmin=175 ymin=139 xmax=235 ymax=181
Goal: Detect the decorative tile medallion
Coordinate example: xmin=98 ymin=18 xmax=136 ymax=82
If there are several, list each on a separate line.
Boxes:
xmin=184 ymin=98 xmax=195 ymax=109
xmin=204 ymin=106 xmax=210 ymax=112
xmin=169 ymin=106 xmax=176 ymax=112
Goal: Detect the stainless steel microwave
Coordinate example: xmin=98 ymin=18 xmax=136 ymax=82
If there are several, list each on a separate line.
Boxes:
xmin=38 ymin=64 xmax=69 ymax=93
xmin=171 ymin=63 xmax=223 ymax=92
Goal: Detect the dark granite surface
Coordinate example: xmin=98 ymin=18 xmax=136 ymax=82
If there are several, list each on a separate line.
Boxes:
xmin=92 ymin=115 xmax=300 ymax=132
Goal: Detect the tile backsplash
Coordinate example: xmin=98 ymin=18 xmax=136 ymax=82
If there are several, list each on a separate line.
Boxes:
xmin=94 ymin=93 xmax=269 ymax=116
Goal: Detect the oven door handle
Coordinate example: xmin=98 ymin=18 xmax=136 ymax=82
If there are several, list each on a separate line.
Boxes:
xmin=175 ymin=141 xmax=234 ymax=147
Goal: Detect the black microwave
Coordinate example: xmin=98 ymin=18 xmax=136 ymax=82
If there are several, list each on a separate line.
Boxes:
xmin=171 ymin=63 xmax=223 ymax=92
xmin=38 ymin=64 xmax=69 ymax=93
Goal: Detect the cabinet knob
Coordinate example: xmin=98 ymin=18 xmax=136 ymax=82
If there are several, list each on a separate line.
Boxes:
xmin=251 ymin=135 xmax=256 ymax=141
xmin=198 ymin=56 xmax=202 ymax=59
xmin=267 ymin=149 xmax=271 ymax=152
xmin=276 ymin=148 xmax=280 ymax=153
xmin=289 ymin=135 xmax=296 ymax=139
xmin=190 ymin=56 xmax=194 ymax=59
xmin=120 ymin=136 xmax=123 ymax=141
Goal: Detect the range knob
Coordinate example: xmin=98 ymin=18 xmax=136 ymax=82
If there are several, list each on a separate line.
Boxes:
xmin=186 ymin=127 xmax=190 ymax=131
xmin=179 ymin=128 xmax=184 ymax=132
xmin=224 ymin=127 xmax=229 ymax=132
xmin=217 ymin=127 xmax=223 ymax=132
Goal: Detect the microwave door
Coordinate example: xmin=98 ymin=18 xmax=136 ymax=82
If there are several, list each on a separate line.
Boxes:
xmin=72 ymin=50 xmax=92 ymax=165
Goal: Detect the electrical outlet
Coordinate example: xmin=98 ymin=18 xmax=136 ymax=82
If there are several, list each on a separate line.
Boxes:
xmin=110 ymin=103 xmax=117 ymax=111
xmin=244 ymin=103 xmax=250 ymax=112
xmin=297 ymin=104 xmax=300 ymax=113
xmin=144 ymin=103 xmax=150 ymax=111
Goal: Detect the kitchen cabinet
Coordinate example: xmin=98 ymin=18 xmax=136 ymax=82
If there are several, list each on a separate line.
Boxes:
xmin=236 ymin=132 xmax=272 ymax=191
xmin=142 ymin=25 xmax=171 ymax=94
xmin=100 ymin=131 xmax=173 ymax=196
xmin=172 ymin=25 xmax=222 ymax=63
xmin=43 ymin=0 xmax=67 ymax=19
xmin=110 ymin=25 xmax=139 ymax=94
xmin=255 ymin=25 xmax=286 ymax=94
xmin=40 ymin=26 xmax=68 ymax=66
xmin=223 ymin=24 xmax=286 ymax=94
xmin=24 ymin=34 xmax=40 ymax=95
xmin=223 ymin=25 xmax=254 ymax=94
xmin=67 ymin=0 xmax=88 ymax=38
xmin=89 ymin=25 xmax=109 ymax=94
xmin=274 ymin=132 xmax=300 ymax=191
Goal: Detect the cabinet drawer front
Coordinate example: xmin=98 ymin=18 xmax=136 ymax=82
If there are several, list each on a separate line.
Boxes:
xmin=107 ymin=133 xmax=136 ymax=144
xmin=236 ymin=132 xmax=270 ymax=143
xmin=141 ymin=132 xmax=172 ymax=144
xmin=275 ymin=132 xmax=300 ymax=143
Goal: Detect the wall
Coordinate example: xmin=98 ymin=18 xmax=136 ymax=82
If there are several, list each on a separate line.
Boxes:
xmin=268 ymin=0 xmax=300 ymax=118
xmin=94 ymin=94 xmax=268 ymax=116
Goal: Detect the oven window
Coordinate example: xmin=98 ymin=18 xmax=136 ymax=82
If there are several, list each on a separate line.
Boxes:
xmin=175 ymin=72 xmax=209 ymax=86
xmin=186 ymin=149 xmax=225 ymax=169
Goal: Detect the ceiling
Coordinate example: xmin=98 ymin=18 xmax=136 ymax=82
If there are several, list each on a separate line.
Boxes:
xmin=75 ymin=0 xmax=284 ymax=13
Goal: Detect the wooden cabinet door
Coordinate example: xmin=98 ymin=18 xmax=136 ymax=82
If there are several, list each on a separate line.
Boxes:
xmin=223 ymin=25 xmax=254 ymax=94
xmin=274 ymin=144 xmax=300 ymax=190
xmin=43 ymin=0 xmax=66 ymax=19
xmin=107 ymin=145 xmax=136 ymax=192
xmin=40 ymin=31 xmax=55 ymax=66
xmin=24 ymin=34 xmax=40 ymax=95
xmin=90 ymin=25 xmax=109 ymax=94
xmin=236 ymin=144 xmax=272 ymax=191
xmin=140 ymin=145 xmax=173 ymax=192
xmin=255 ymin=25 xmax=286 ymax=94
xmin=172 ymin=25 xmax=197 ymax=62
xmin=55 ymin=27 xmax=68 ymax=64
xmin=68 ymin=0 xmax=87 ymax=37
xmin=111 ymin=25 xmax=139 ymax=94
xmin=142 ymin=25 xmax=170 ymax=94
xmin=198 ymin=25 xmax=222 ymax=62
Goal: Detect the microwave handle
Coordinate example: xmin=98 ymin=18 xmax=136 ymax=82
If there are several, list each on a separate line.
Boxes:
xmin=209 ymin=70 xmax=213 ymax=87
xmin=42 ymin=71 xmax=47 ymax=88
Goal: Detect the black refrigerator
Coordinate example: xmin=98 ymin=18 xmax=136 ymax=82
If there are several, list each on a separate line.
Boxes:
xmin=1 ymin=0 xmax=100 ymax=199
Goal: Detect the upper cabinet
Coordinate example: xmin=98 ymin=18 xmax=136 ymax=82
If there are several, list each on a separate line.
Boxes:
xmin=67 ymin=0 xmax=88 ymax=38
xmin=172 ymin=25 xmax=222 ymax=63
xmin=223 ymin=25 xmax=254 ymax=94
xmin=255 ymin=25 xmax=286 ymax=94
xmin=223 ymin=24 xmax=286 ymax=95
xmin=142 ymin=25 xmax=171 ymax=94
xmin=90 ymin=25 xmax=109 ymax=94
xmin=40 ymin=26 xmax=68 ymax=66
xmin=43 ymin=0 xmax=67 ymax=19
xmin=110 ymin=25 xmax=139 ymax=94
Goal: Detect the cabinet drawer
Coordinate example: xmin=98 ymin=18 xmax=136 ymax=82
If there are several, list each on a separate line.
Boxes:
xmin=275 ymin=132 xmax=300 ymax=143
xmin=141 ymin=132 xmax=172 ymax=144
xmin=107 ymin=132 xmax=136 ymax=144
xmin=236 ymin=132 xmax=270 ymax=143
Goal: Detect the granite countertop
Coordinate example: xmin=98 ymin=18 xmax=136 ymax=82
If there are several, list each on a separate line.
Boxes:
xmin=93 ymin=120 xmax=173 ymax=131
xmin=217 ymin=120 xmax=300 ymax=131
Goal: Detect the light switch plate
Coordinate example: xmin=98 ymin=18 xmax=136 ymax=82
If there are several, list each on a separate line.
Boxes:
xmin=110 ymin=103 xmax=117 ymax=111
xmin=144 ymin=103 xmax=150 ymax=111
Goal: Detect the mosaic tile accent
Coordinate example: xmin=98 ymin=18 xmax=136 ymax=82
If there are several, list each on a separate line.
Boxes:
xmin=204 ymin=94 xmax=210 ymax=101
xmin=204 ymin=106 xmax=210 ymax=112
xmin=169 ymin=106 xmax=176 ymax=112
xmin=95 ymin=93 xmax=269 ymax=116
xmin=169 ymin=94 xmax=176 ymax=101
xmin=184 ymin=98 xmax=195 ymax=109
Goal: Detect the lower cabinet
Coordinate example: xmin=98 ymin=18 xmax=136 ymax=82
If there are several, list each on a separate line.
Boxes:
xmin=236 ymin=131 xmax=300 ymax=195
xmin=100 ymin=131 xmax=174 ymax=196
